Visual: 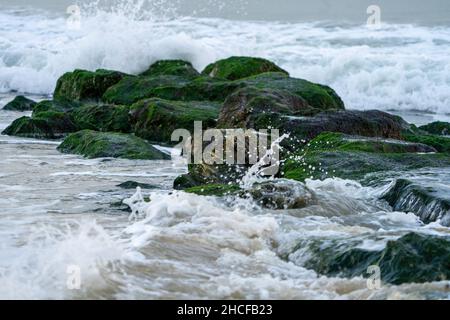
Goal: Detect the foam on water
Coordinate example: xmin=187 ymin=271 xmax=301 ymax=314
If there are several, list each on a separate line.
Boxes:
xmin=0 ymin=1 xmax=450 ymax=113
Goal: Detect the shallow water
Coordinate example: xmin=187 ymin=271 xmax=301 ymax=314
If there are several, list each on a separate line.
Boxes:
xmin=0 ymin=1 xmax=450 ymax=300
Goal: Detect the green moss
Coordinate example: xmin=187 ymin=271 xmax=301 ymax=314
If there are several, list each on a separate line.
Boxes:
xmin=58 ymin=130 xmax=171 ymax=160
xmin=3 ymin=96 xmax=36 ymax=111
xmin=184 ymin=184 xmax=241 ymax=196
xmin=131 ymin=98 xmax=220 ymax=143
xmin=403 ymin=133 xmax=450 ymax=153
xmin=71 ymin=104 xmax=131 ymax=133
xmin=54 ymin=69 xmax=127 ymax=102
xmin=419 ymin=121 xmax=450 ymax=136
xmin=141 ymin=60 xmax=199 ymax=78
xmin=202 ymin=56 xmax=289 ymax=80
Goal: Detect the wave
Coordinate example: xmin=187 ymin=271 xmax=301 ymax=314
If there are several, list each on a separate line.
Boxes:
xmin=0 ymin=1 xmax=450 ymax=113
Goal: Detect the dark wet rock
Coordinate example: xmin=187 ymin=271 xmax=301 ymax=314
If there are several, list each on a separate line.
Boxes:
xmin=57 ymin=130 xmax=171 ymax=160
xmin=32 ymin=99 xmax=81 ymax=116
xmin=141 ymin=60 xmax=200 ymax=78
xmin=244 ymin=180 xmax=316 ymax=209
xmin=419 ymin=121 xmax=450 ymax=136
xmin=381 ymin=179 xmax=450 ymax=225
xmin=283 ymin=132 xmax=449 ymax=182
xmin=71 ymin=104 xmax=132 ymax=133
xmin=202 ymin=56 xmax=288 ymax=80
xmin=117 ymin=181 xmax=158 ymax=189
xmin=282 ymin=110 xmax=410 ymax=141
xmin=2 ymin=96 xmax=37 ymax=111
xmin=131 ymin=98 xmax=220 ymax=144
xmin=54 ymin=69 xmax=127 ymax=102
xmin=301 ymin=232 xmax=450 ymax=285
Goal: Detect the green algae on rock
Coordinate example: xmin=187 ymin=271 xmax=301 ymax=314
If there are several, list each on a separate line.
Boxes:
xmin=2 ymin=96 xmax=37 ymax=111
xmin=54 ymin=69 xmax=127 ymax=102
xmin=141 ymin=60 xmax=200 ymax=78
xmin=419 ymin=121 xmax=450 ymax=136
xmin=57 ymin=130 xmax=170 ymax=160
xmin=202 ymin=56 xmax=289 ymax=80
xmin=72 ymin=104 xmax=132 ymax=133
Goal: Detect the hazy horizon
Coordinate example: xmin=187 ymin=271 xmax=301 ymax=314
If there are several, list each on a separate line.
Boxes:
xmin=1 ymin=0 xmax=450 ymax=25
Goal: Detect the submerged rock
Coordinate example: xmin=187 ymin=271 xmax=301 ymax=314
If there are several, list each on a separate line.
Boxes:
xmin=117 ymin=181 xmax=158 ymax=189
xmin=202 ymin=56 xmax=289 ymax=80
xmin=57 ymin=130 xmax=171 ymax=160
xmin=419 ymin=121 xmax=450 ymax=136
xmin=71 ymin=104 xmax=132 ymax=133
xmin=3 ymin=96 xmax=37 ymax=111
xmin=245 ymin=180 xmax=316 ymax=209
xmin=301 ymin=232 xmax=450 ymax=285
xmin=184 ymin=184 xmax=241 ymax=196
xmin=381 ymin=179 xmax=450 ymax=225
xmin=131 ymin=98 xmax=220 ymax=143
xmin=141 ymin=60 xmax=200 ymax=78
xmin=54 ymin=69 xmax=127 ymax=102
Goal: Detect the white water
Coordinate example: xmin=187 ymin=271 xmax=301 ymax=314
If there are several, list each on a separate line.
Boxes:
xmin=0 ymin=2 xmax=450 ymax=114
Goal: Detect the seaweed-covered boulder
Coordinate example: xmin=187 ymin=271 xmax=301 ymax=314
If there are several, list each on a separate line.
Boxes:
xmin=131 ymin=98 xmax=220 ymax=144
xmin=54 ymin=69 xmax=127 ymax=102
xmin=202 ymin=56 xmax=288 ymax=80
xmin=381 ymin=179 xmax=450 ymax=225
xmin=419 ymin=121 xmax=450 ymax=136
xmin=72 ymin=104 xmax=131 ymax=133
xmin=2 ymin=96 xmax=37 ymax=111
xmin=2 ymin=112 xmax=77 ymax=139
xmin=141 ymin=60 xmax=199 ymax=78
xmin=301 ymin=232 xmax=450 ymax=285
xmin=282 ymin=132 xmax=449 ymax=182
xmin=58 ymin=130 xmax=170 ymax=160
xmin=403 ymin=132 xmax=450 ymax=153
xmin=102 ymin=74 xmax=242 ymax=105
xmin=245 ymin=179 xmax=316 ymax=209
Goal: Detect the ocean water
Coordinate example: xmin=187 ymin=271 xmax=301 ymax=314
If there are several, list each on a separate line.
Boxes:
xmin=0 ymin=0 xmax=449 ymax=299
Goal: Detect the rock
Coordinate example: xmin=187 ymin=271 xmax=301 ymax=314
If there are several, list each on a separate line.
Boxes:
xmin=419 ymin=121 xmax=450 ymax=136
xmin=283 ymin=132 xmax=449 ymax=182
xmin=54 ymin=69 xmax=127 ymax=102
xmin=2 ymin=112 xmax=77 ymax=139
xmin=32 ymin=99 xmax=81 ymax=116
xmin=244 ymin=179 xmax=316 ymax=209
xmin=117 ymin=181 xmax=158 ymax=189
xmin=301 ymin=232 xmax=450 ymax=285
xmin=141 ymin=60 xmax=199 ymax=78
xmin=102 ymin=74 xmax=242 ymax=105
xmin=282 ymin=110 xmax=409 ymax=141
xmin=131 ymin=98 xmax=220 ymax=144
xmin=57 ymin=130 xmax=171 ymax=160
xmin=202 ymin=56 xmax=288 ymax=80
xmin=381 ymin=179 xmax=450 ymax=225
xmin=403 ymin=132 xmax=450 ymax=153
xmin=3 ymin=96 xmax=37 ymax=111
xmin=184 ymin=184 xmax=241 ymax=196
xmin=72 ymin=104 xmax=132 ymax=133
xmin=240 ymin=72 xmax=345 ymax=111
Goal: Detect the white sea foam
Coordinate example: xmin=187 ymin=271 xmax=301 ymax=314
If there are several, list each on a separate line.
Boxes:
xmin=0 ymin=2 xmax=450 ymax=113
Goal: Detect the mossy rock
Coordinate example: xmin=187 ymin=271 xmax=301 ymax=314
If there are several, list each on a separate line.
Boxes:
xmin=54 ymin=69 xmax=127 ymax=102
xmin=202 ymin=56 xmax=288 ymax=80
xmin=2 ymin=96 xmax=37 ymax=111
xmin=238 ymin=72 xmax=345 ymax=111
xmin=131 ymin=98 xmax=220 ymax=144
xmin=381 ymin=179 xmax=450 ymax=225
xmin=58 ymin=130 xmax=171 ymax=160
xmin=184 ymin=184 xmax=241 ymax=196
xmin=71 ymin=104 xmax=132 ymax=133
xmin=301 ymin=232 xmax=450 ymax=285
xmin=403 ymin=133 xmax=450 ymax=153
xmin=419 ymin=121 xmax=450 ymax=136
xmin=102 ymin=74 xmax=242 ymax=105
xmin=141 ymin=60 xmax=199 ymax=78
xmin=282 ymin=132 xmax=450 ymax=182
